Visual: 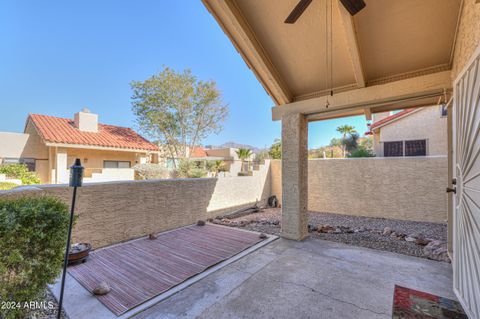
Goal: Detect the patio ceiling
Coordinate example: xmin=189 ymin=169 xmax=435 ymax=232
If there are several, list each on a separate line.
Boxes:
xmin=202 ymin=0 xmax=462 ymax=120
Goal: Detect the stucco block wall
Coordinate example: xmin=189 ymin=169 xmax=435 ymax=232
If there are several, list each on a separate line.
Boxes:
xmin=0 ymin=161 xmax=271 ymax=248
xmin=207 ymin=160 xmax=271 ymax=216
xmin=374 ymin=106 xmax=447 ymax=156
xmin=271 ymin=157 xmax=447 ymax=223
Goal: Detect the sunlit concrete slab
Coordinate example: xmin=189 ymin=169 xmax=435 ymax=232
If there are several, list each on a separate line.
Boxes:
xmin=134 ymin=238 xmax=454 ymax=319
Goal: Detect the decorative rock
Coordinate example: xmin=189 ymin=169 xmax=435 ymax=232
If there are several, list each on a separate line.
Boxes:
xmin=319 ymin=225 xmax=336 ymax=233
xmin=383 ymin=227 xmax=392 ymax=235
xmin=405 ymin=236 xmax=416 ymax=242
xmin=259 ymin=233 xmax=268 ymax=239
xmin=93 ymin=281 xmax=111 ymax=295
xmin=390 ymin=232 xmax=397 ymax=238
xmin=415 ymin=238 xmax=431 ymax=246
xmin=148 ymin=233 xmax=157 ymax=240
xmin=197 ymin=220 xmax=206 ymax=226
xmin=334 ymin=228 xmax=342 ymax=234
xmin=423 ymin=240 xmax=450 ymax=262
xmin=410 ymin=233 xmax=425 ymax=239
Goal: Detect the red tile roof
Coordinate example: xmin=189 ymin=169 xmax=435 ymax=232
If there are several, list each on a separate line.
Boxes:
xmin=28 ymin=114 xmax=159 ymax=151
xmin=369 ymin=109 xmax=417 ymax=131
xmin=190 ymin=147 xmax=207 ymax=158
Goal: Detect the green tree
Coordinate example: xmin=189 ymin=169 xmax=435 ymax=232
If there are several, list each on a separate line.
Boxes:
xmin=359 ymin=136 xmax=373 ymax=152
xmin=206 ymin=160 xmax=226 ymax=177
xmin=236 ymin=148 xmax=253 ymax=172
xmin=268 ymin=139 xmax=282 ymax=159
xmin=0 ymin=164 xmax=40 ymax=185
xmin=336 ymin=125 xmax=357 ymax=158
xmin=329 ymin=137 xmax=342 ymax=147
xmin=344 ymin=132 xmax=360 ymax=153
xmin=131 ymin=67 xmax=228 ymax=169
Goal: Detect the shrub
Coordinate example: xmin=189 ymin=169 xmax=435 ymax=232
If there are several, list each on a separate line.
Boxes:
xmin=0 ymin=164 xmax=41 ymax=185
xmin=0 ymin=196 xmax=70 ymax=319
xmin=175 ymin=159 xmax=207 ymax=178
xmin=348 ymin=148 xmax=375 ymax=158
xmin=133 ymin=164 xmax=171 ymax=180
xmin=0 ymin=182 xmax=18 ymax=191
xmin=188 ymin=168 xmax=208 ymax=178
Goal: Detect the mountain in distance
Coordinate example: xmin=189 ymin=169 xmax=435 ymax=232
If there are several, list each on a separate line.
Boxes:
xmin=207 ymin=141 xmax=265 ymax=153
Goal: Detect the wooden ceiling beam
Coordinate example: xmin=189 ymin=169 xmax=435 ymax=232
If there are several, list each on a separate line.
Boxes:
xmin=272 ymin=70 xmax=452 ymax=121
xmin=202 ymin=0 xmax=293 ymax=105
xmin=338 ymin=3 xmax=366 ymax=88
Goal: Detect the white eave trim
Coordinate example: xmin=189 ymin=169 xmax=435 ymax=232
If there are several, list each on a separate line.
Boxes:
xmin=370 ymin=108 xmax=423 ymax=132
xmin=45 ymin=142 xmax=159 ymax=154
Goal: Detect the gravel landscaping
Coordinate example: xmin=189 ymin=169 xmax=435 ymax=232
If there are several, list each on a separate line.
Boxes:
xmin=19 ymin=289 xmax=67 ymax=319
xmin=211 ymin=208 xmax=449 ymax=262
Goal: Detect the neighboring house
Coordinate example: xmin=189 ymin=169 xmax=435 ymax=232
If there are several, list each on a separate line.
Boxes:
xmin=0 ymin=109 xmax=159 ymax=184
xmin=190 ymin=146 xmax=256 ymax=176
xmin=368 ymin=105 xmax=447 ymax=157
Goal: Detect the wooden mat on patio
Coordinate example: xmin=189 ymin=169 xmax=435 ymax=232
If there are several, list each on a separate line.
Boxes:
xmin=67 ymin=224 xmax=264 ymax=316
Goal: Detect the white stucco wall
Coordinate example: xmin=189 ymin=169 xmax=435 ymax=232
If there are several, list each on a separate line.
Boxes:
xmin=373 ymin=106 xmax=447 ymax=156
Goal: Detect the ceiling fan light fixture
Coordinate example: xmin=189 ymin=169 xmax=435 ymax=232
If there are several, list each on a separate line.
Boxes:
xmin=284 ymin=0 xmax=313 ymax=24
xmin=339 ymin=0 xmax=366 ymax=15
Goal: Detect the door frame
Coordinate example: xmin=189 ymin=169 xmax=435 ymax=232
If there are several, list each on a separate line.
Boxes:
xmin=451 ymin=43 xmax=480 ymax=319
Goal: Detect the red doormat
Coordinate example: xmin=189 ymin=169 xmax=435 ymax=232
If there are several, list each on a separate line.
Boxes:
xmin=392 ymin=285 xmax=467 ymax=318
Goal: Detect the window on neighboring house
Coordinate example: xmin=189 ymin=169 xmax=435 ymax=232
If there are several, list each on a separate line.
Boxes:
xmin=441 ymin=104 xmax=448 ymax=117
xmin=384 ymin=141 xmax=403 ymax=157
xmin=405 ymin=140 xmax=427 ymax=156
xmin=3 ymin=158 xmax=36 ymax=171
xmin=103 ymin=160 xmax=131 ymax=169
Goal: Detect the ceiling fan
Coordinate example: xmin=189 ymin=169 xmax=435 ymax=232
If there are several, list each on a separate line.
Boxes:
xmin=284 ymin=0 xmax=366 ymax=24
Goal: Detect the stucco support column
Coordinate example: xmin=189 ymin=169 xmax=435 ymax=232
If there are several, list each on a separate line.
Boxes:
xmin=281 ymin=113 xmax=308 ymax=240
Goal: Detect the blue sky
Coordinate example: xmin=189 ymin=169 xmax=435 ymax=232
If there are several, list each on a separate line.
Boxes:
xmin=0 ymin=0 xmax=367 ymax=149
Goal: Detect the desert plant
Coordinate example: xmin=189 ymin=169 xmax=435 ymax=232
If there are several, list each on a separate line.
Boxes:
xmin=236 ymin=148 xmax=252 ymax=172
xmin=348 ymin=148 xmax=375 ymax=158
xmin=256 ymin=151 xmax=269 ymax=162
xmin=344 ymin=132 xmax=360 ymax=154
xmin=0 ymin=182 xmax=18 ymax=191
xmin=176 ymin=159 xmax=207 ymax=178
xmin=205 ymin=160 xmax=226 ymax=177
xmin=133 ymin=164 xmax=171 ymax=180
xmin=336 ymin=125 xmax=357 ymax=158
xmin=268 ymin=139 xmax=282 ymax=159
xmin=188 ymin=168 xmax=208 ymax=178
xmin=0 ymin=196 xmax=70 ymax=319
xmin=0 ymin=164 xmax=40 ymax=185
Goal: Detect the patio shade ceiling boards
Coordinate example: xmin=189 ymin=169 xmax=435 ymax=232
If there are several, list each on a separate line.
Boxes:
xmin=67 ymin=224 xmax=265 ymax=316
xmin=202 ymin=0 xmax=462 ymax=120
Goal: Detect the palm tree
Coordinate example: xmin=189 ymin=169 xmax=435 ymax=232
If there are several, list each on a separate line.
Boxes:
xmin=212 ymin=160 xmax=225 ymax=177
xmin=336 ymin=125 xmax=357 ymax=158
xmin=236 ymin=148 xmax=253 ymax=172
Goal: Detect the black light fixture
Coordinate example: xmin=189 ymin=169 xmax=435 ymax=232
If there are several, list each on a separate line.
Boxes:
xmin=57 ymin=158 xmax=84 ymax=319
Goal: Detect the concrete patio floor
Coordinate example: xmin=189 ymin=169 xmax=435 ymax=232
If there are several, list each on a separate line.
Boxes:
xmin=133 ymin=237 xmax=455 ymax=319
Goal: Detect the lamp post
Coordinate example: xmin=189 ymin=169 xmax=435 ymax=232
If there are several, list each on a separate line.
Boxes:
xmin=57 ymin=158 xmax=83 ymax=319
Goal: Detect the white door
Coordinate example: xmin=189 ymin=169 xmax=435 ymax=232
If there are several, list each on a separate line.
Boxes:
xmin=452 ymin=44 xmax=480 ymax=319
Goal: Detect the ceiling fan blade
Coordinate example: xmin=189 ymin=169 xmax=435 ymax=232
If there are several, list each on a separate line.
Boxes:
xmin=284 ymin=0 xmax=313 ymax=24
xmin=339 ymin=0 xmax=366 ymax=15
